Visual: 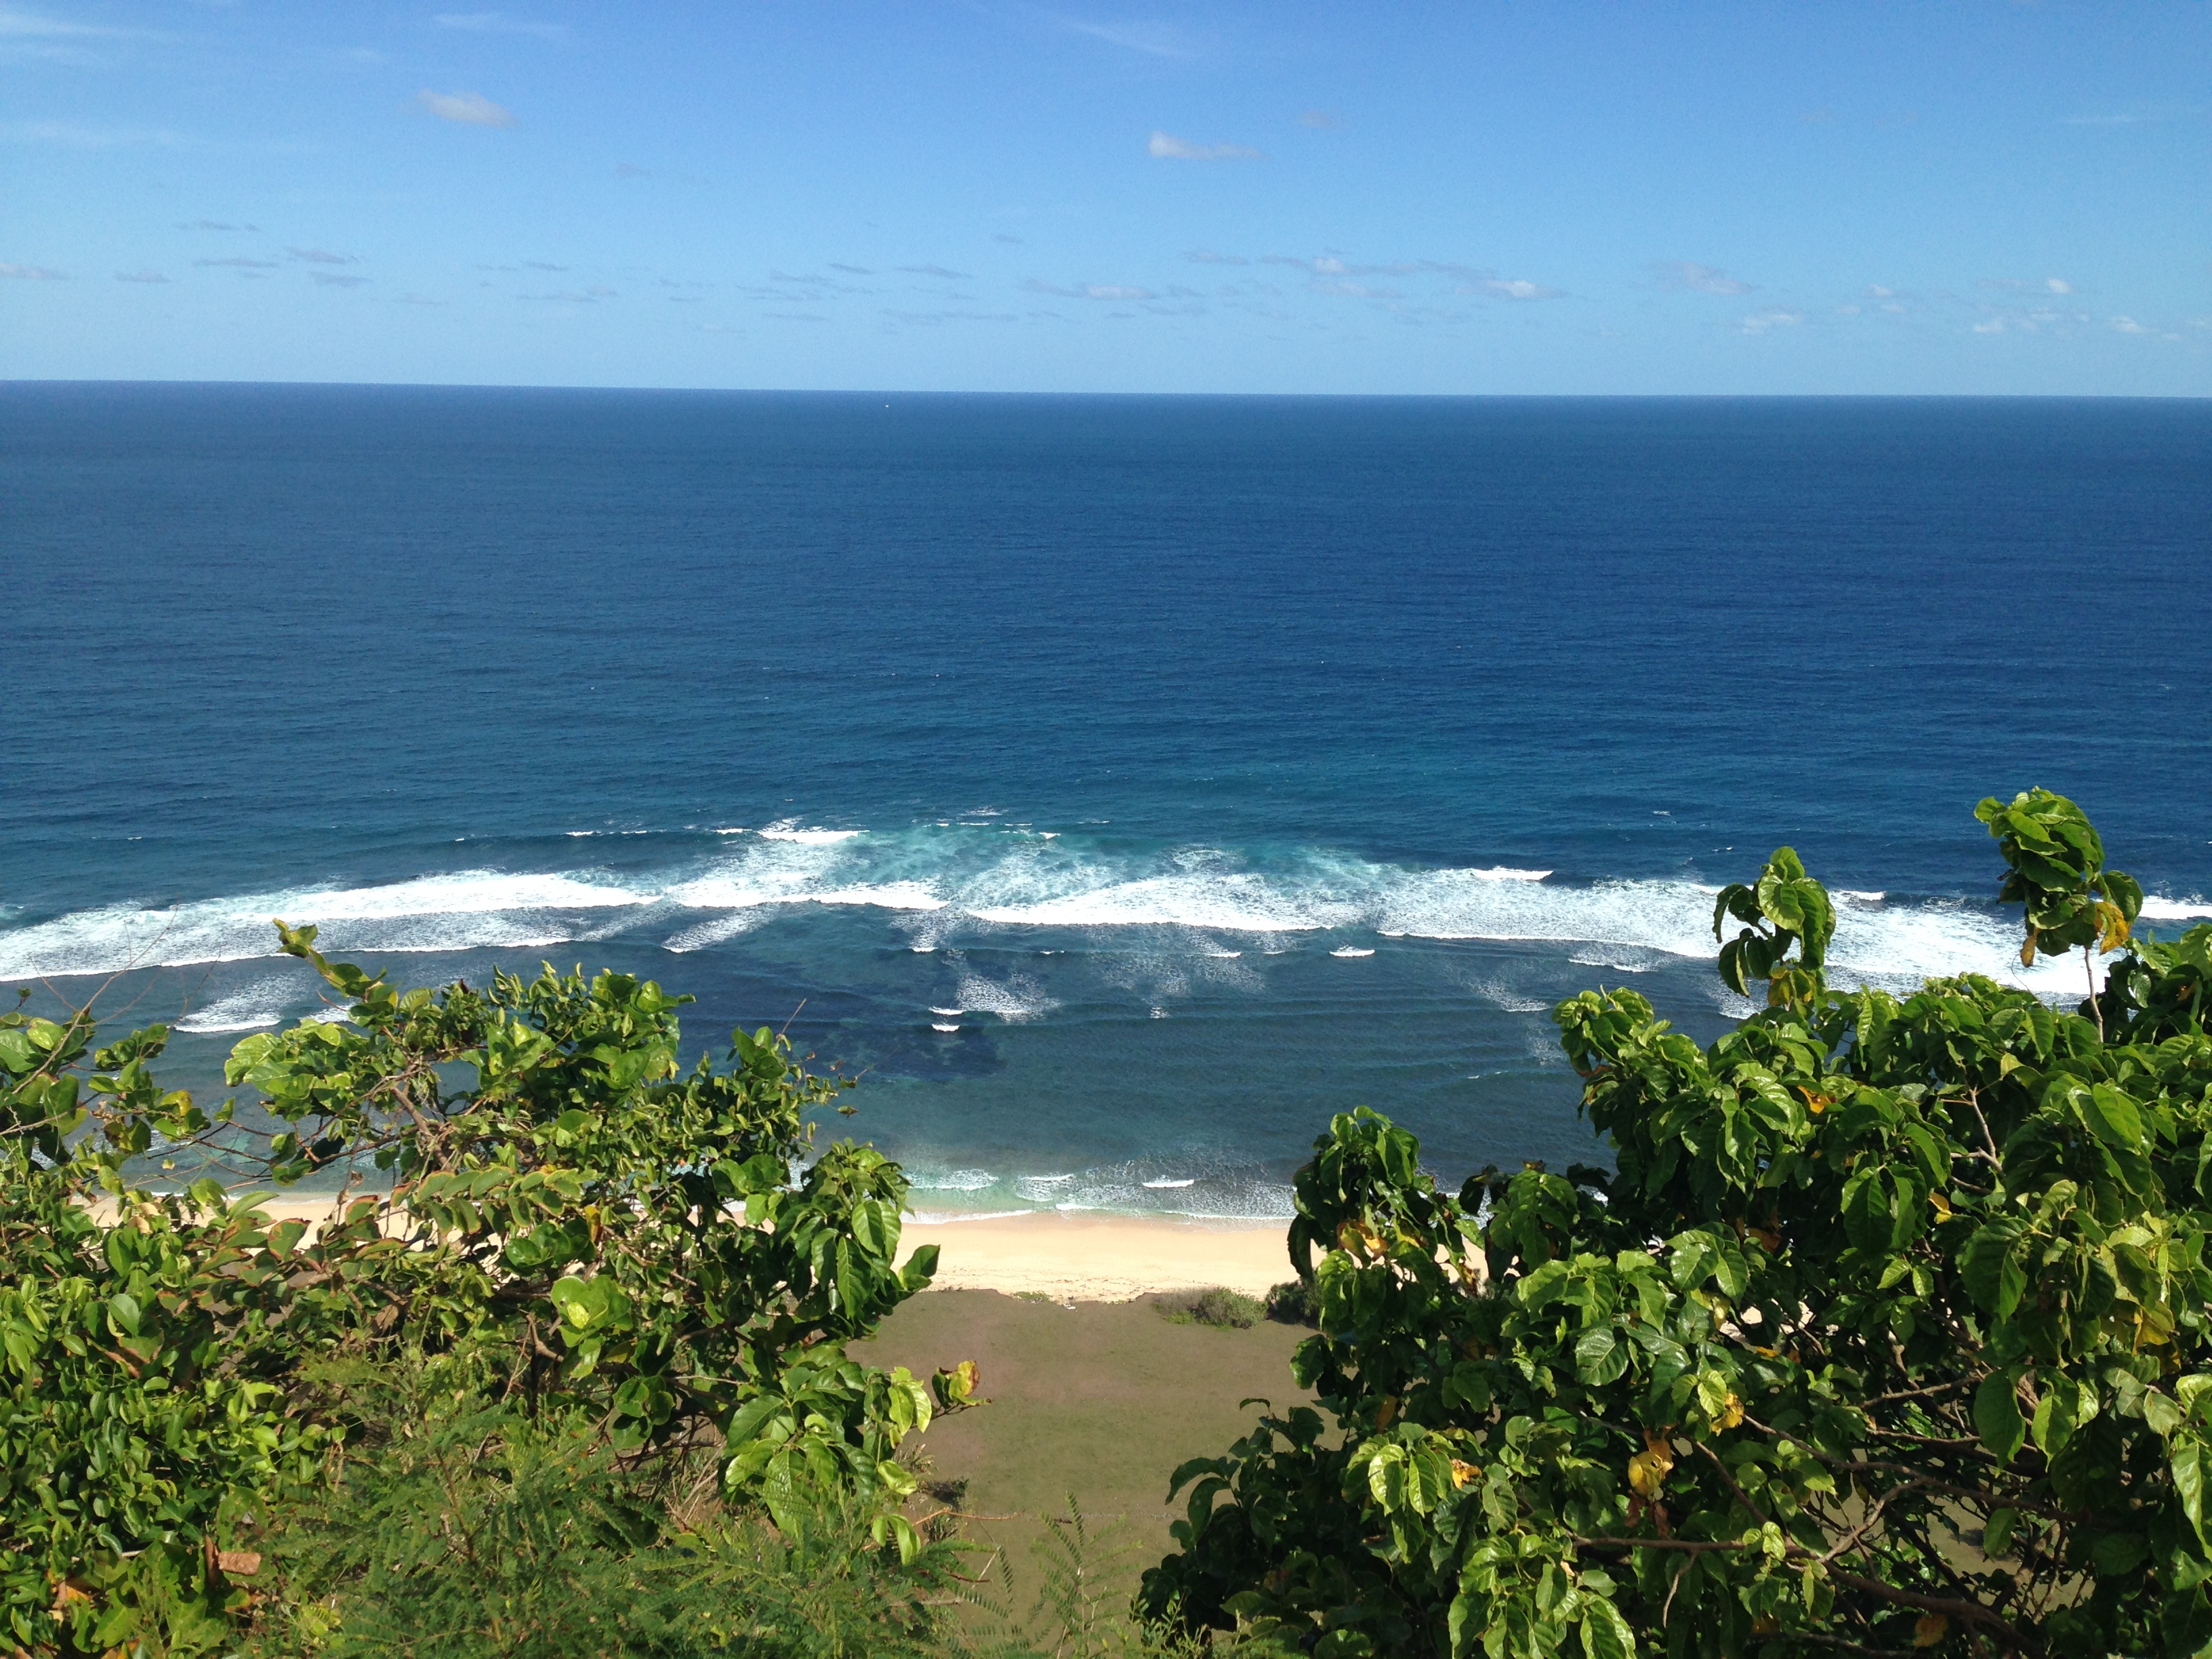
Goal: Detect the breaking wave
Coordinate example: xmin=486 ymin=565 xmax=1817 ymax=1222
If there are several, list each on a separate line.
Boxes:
xmin=4 ymin=820 xmax=2200 ymax=998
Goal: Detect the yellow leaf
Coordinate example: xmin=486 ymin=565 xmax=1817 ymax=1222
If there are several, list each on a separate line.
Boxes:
xmin=1717 ymin=1393 xmax=1745 ymax=1431
xmin=1450 ymin=1459 xmax=1482 ymax=1488
xmin=2020 ymin=932 xmax=2038 ymax=968
xmin=1376 ymin=1395 xmax=1399 ymax=1430
xmin=1913 ymin=1614 xmax=1949 ymax=1647
xmin=1929 ymin=1191 xmax=1952 ymax=1219
xmin=1627 ymin=1431 xmax=1676 ymax=1498
xmin=2097 ymin=901 xmax=2131 ymax=954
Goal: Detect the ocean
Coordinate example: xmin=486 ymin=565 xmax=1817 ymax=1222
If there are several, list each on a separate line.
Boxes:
xmin=7 ymin=385 xmax=2209 ymax=1216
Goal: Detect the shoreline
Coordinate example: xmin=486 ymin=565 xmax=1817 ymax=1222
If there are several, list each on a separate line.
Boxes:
xmin=898 ymin=1208 xmax=1290 ymax=1300
xmin=89 ymin=1193 xmax=1294 ymax=1303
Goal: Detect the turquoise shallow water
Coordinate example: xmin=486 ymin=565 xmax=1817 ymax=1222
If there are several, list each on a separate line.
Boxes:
xmin=7 ymin=387 xmax=2210 ymax=1213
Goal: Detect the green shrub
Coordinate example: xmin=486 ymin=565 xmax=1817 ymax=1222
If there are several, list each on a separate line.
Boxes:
xmin=1143 ymin=790 xmax=2212 ymax=1658
xmin=245 ymin=1374 xmax=965 ymax=1659
xmin=1155 ymin=1288 xmax=1265 ymax=1330
xmin=0 ymin=927 xmax=981 ymax=1656
xmin=1263 ymin=1282 xmax=1315 ymax=1326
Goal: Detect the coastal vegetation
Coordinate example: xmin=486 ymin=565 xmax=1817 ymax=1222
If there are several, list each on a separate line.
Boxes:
xmin=4 ymin=788 xmax=2209 ymax=1655
xmin=1143 ymin=791 xmax=2212 ymax=1656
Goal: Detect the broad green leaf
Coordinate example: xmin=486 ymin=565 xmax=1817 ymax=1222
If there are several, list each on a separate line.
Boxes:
xmin=1974 ymin=1372 xmax=2028 ymax=1465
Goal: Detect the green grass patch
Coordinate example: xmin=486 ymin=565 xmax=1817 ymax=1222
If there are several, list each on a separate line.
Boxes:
xmin=1153 ymin=1286 xmax=1266 ymax=1329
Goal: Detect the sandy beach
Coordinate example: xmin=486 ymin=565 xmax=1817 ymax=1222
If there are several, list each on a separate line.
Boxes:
xmin=898 ymin=1209 xmax=1292 ymax=1301
xmin=99 ymin=1193 xmax=1295 ymax=1302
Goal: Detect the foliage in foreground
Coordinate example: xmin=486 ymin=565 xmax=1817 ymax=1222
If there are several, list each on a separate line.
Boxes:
xmin=1145 ymin=790 xmax=2212 ymax=1656
xmin=0 ymin=929 xmax=978 ymax=1655
xmin=247 ymin=1377 xmax=968 ymax=1659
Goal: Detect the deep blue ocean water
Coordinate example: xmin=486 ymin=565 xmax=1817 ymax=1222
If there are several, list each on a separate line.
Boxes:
xmin=6 ymin=385 xmax=2209 ymax=1214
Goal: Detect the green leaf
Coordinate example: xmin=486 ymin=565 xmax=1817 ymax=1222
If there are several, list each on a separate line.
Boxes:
xmin=1974 ymin=1372 xmax=2028 ymax=1465
xmin=1579 ymin=1597 xmax=1634 ymax=1659
xmin=2082 ymin=1084 xmax=2146 ymax=1150
xmin=2175 ymin=1439 xmax=2212 ymax=1546
xmin=1574 ymin=1328 xmax=1629 ymax=1387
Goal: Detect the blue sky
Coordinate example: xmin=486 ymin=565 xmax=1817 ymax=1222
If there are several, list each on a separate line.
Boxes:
xmin=4 ymin=2 xmax=2208 ymax=392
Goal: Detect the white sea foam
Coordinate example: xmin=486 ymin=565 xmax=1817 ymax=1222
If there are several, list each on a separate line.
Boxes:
xmin=948 ymin=973 xmax=1056 ymax=1023
xmin=174 ymin=977 xmax=302 ymax=1033
xmin=1473 ymin=980 xmax=1553 ymax=1015
xmin=909 ymin=1168 xmax=997 ymax=1191
xmin=758 ymin=823 xmax=863 ymax=844
xmin=905 ymin=1209 xmax=1036 ymax=1225
xmin=809 ymin=882 xmax=945 ymax=911
xmin=662 ymin=913 xmax=770 ymax=953
xmin=2143 ymin=897 xmax=2212 ymax=922
xmin=1143 ymin=1177 xmax=1195 ymax=1189
xmin=7 ymin=821 xmax=2190 ymax=996
xmin=0 ymin=870 xmax=651 ymax=979
xmin=931 ymin=1022 xmax=960 ymax=1032
xmin=968 ymin=869 xmax=1353 ymax=932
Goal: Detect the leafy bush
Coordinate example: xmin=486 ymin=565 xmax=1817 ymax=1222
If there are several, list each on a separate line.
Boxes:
xmin=247 ymin=1374 xmax=967 ymax=1659
xmin=1143 ymin=790 xmax=2212 ymax=1657
xmin=1264 ymin=1282 xmax=1317 ymax=1327
xmin=1157 ymin=1289 xmax=1267 ymax=1330
xmin=1 ymin=926 xmax=979 ymax=1656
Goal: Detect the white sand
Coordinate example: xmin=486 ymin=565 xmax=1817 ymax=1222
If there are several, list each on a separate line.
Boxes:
xmin=89 ymin=1194 xmax=1294 ymax=1304
xmin=899 ymin=1210 xmax=1291 ymax=1302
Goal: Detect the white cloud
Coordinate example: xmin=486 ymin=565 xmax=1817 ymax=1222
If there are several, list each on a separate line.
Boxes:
xmin=115 ymin=268 xmax=167 ymax=283
xmin=1475 ymin=278 xmax=1563 ymax=301
xmin=1654 ymin=260 xmax=1751 ymax=295
xmin=1023 ymin=278 xmax=1155 ymax=300
xmin=434 ymin=12 xmax=567 ymax=40
xmin=1740 ymin=309 xmax=1803 ymax=334
xmin=1 ymin=119 xmax=180 ymax=146
xmin=1299 ymin=109 xmax=1341 ymax=129
xmin=417 ymin=89 xmax=516 ymax=127
xmin=1184 ymin=249 xmax=1248 ymax=265
xmin=2046 ymin=277 xmax=2074 ymax=294
xmin=0 ymin=4 xmax=160 ymax=62
xmin=897 ymin=264 xmax=974 ymax=279
xmin=0 ymin=261 xmax=64 ymax=279
xmin=1867 ymin=284 xmax=1896 ymax=298
xmin=288 ymin=247 xmax=361 ymax=266
xmin=1148 ymin=130 xmax=1261 ymax=161
xmin=197 ymin=255 xmax=276 ymax=269
xmin=310 ymin=272 xmax=371 ymax=287
xmin=1972 ymin=319 xmax=2005 ymax=334
xmin=1061 ymin=18 xmax=1190 ymax=58
xmin=2110 ymin=315 xmax=2150 ymax=334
